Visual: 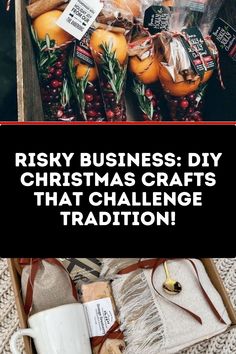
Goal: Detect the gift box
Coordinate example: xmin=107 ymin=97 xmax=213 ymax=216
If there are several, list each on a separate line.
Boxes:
xmin=8 ymin=258 xmax=236 ymax=354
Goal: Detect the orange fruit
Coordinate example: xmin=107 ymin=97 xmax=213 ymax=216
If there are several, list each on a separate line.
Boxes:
xmin=112 ymin=0 xmax=141 ymax=17
xmin=202 ymin=70 xmax=213 ymax=84
xmin=159 ymin=64 xmax=201 ymax=96
xmin=33 ymin=10 xmax=73 ymax=46
xmin=129 ymin=55 xmax=160 ymax=84
xmin=161 ymin=0 xmax=174 ymax=7
xmin=90 ymin=29 xmax=128 ymax=65
xmin=76 ymin=61 xmax=97 ymax=82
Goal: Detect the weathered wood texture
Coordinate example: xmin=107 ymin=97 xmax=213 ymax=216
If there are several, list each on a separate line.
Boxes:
xmin=15 ymin=0 xmax=44 ymax=121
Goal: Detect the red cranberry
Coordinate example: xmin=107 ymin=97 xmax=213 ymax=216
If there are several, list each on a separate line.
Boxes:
xmin=85 ymin=94 xmax=94 ymax=102
xmin=105 ymin=83 xmax=111 ymax=89
xmin=189 ymin=94 xmax=195 ymax=101
xmin=55 ymin=61 xmax=63 ymax=68
xmin=56 ymin=69 xmax=63 ymax=77
xmin=47 ymin=74 xmax=53 ymax=80
xmin=87 ymin=110 xmax=98 ymax=118
xmin=51 ymin=80 xmax=60 ymax=88
xmin=48 ymin=67 xmax=55 ymax=74
xmin=106 ymin=110 xmax=115 ymax=120
xmin=57 ymin=110 xmax=64 ymax=118
xmin=142 ymin=113 xmax=149 ymax=120
xmin=95 ymin=102 xmax=101 ymax=109
xmin=145 ymin=88 xmax=153 ymax=99
xmin=153 ymin=112 xmax=160 ymax=120
xmin=58 ymin=81 xmax=63 ymax=88
xmin=180 ymin=99 xmax=189 ymax=109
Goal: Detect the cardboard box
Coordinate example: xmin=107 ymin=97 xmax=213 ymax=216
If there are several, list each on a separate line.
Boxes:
xmin=8 ymin=258 xmax=236 ymax=354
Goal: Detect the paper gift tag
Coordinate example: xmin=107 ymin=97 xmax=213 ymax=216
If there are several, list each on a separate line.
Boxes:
xmin=74 ymin=29 xmax=95 ymax=67
xmin=211 ymin=18 xmax=236 ymax=62
xmin=144 ymin=6 xmax=171 ymax=35
xmin=181 ymin=27 xmax=216 ymax=77
xmin=83 ymin=297 xmax=116 ymax=337
xmin=56 ymin=0 xmax=103 ymax=41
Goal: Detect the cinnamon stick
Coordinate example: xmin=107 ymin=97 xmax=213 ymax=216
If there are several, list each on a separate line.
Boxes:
xmin=27 ymin=0 xmax=68 ymax=19
xmin=57 ymin=3 xmax=68 ymax=11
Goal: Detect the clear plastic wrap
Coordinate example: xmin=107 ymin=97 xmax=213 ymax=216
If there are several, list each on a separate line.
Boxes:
xmin=89 ymin=1 xmax=134 ymax=121
xmin=31 ymin=10 xmax=78 ymax=121
xmin=157 ymin=0 xmax=222 ymax=121
xmin=69 ymin=34 xmax=106 ymax=121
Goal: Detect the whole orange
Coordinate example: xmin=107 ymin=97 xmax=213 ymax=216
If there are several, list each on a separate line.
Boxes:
xmin=33 ymin=10 xmax=73 ymax=46
xmin=76 ymin=61 xmax=97 ymax=82
xmin=112 ymin=0 xmax=141 ymax=17
xmin=90 ymin=29 xmax=128 ymax=65
xmin=129 ymin=55 xmax=160 ymax=84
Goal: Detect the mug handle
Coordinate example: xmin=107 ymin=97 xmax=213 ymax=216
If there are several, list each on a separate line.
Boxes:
xmin=10 ymin=328 xmax=36 ymax=354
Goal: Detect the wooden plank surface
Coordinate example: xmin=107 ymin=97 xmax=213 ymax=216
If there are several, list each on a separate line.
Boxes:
xmin=15 ymin=0 xmax=44 ymax=121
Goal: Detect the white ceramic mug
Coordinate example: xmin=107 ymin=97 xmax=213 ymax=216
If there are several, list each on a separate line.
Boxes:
xmin=10 ymin=303 xmax=92 ymax=354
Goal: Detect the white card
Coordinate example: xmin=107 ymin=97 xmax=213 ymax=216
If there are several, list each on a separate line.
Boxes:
xmin=56 ymin=0 xmax=103 ymax=41
xmin=83 ymin=297 xmax=116 ymax=337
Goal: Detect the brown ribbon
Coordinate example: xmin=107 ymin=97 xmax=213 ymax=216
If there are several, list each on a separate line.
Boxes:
xmin=92 ymin=321 xmax=124 ymax=354
xmin=118 ymin=258 xmax=226 ymax=325
xmin=19 ymin=258 xmax=78 ymax=316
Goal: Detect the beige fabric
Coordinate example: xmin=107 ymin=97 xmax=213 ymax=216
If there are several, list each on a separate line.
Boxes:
xmin=21 ymin=260 xmax=77 ymax=315
xmin=101 ymin=259 xmax=232 ymax=354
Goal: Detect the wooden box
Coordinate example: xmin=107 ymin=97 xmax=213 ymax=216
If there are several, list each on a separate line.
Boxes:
xmin=8 ymin=258 xmax=236 ymax=354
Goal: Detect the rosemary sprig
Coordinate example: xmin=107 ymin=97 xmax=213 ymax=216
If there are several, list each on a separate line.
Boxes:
xmin=132 ymin=79 xmax=153 ymax=120
xmin=61 ymin=78 xmax=72 ymax=108
xmin=68 ymin=56 xmax=89 ymax=120
xmin=31 ymin=27 xmax=58 ymax=75
xmin=99 ymin=41 xmax=127 ymax=103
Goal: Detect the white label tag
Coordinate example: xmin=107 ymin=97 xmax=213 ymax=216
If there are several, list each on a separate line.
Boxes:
xmin=83 ymin=298 xmax=116 ymax=337
xmin=56 ymin=0 xmax=103 ymax=41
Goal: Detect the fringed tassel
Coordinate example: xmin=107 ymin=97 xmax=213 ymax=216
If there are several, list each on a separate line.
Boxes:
xmin=101 ymin=259 xmax=165 ymax=354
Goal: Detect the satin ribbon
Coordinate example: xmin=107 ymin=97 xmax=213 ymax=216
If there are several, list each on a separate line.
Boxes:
xmin=92 ymin=321 xmax=124 ymax=354
xmin=19 ymin=258 xmax=78 ymax=316
xmin=118 ymin=258 xmax=226 ymax=325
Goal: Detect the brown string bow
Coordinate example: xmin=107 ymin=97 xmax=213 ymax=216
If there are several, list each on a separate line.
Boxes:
xmin=19 ymin=258 xmax=78 ymax=316
xmin=92 ymin=321 xmax=124 ymax=354
xmin=118 ymin=258 xmax=226 ymax=325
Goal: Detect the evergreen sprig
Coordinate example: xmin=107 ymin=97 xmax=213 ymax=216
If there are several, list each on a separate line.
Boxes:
xmin=100 ymin=40 xmax=127 ymax=103
xmin=133 ymin=79 xmax=153 ymax=119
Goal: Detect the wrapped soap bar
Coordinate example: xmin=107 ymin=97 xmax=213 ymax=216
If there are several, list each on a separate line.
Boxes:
xmin=81 ymin=281 xmax=125 ymax=354
xmin=20 ymin=258 xmax=78 ymax=315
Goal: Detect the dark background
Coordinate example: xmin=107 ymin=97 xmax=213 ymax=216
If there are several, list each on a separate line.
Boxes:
xmin=0 ymin=0 xmax=235 ymax=121
xmin=0 ymin=125 xmax=234 ymax=256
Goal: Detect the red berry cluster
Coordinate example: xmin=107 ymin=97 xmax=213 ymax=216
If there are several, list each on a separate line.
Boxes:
xmin=142 ymin=88 xmax=162 ymax=121
xmin=40 ymin=51 xmax=77 ymax=121
xmin=83 ymin=83 xmax=106 ymax=121
xmin=166 ymin=92 xmax=203 ymax=121
xmin=101 ymin=82 xmax=127 ymax=122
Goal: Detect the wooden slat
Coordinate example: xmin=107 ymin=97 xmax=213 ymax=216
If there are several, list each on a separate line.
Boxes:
xmin=7 ymin=259 xmax=34 ymax=354
xmin=15 ymin=0 xmax=44 ymax=121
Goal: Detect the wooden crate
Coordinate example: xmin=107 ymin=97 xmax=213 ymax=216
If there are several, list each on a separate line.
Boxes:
xmin=15 ymin=0 xmax=45 ymax=121
xmin=8 ymin=258 xmax=236 ymax=354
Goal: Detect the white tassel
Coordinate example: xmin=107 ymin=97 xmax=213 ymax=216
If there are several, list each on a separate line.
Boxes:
xmin=101 ymin=259 xmax=165 ymax=354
